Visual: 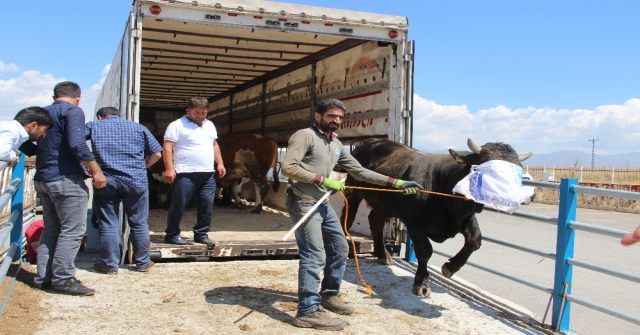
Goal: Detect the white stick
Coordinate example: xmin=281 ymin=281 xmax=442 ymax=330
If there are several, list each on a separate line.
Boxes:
xmin=282 ymin=178 xmax=346 ymax=241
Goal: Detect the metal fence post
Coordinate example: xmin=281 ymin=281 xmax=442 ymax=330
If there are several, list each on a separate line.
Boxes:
xmin=552 ymin=178 xmax=577 ymax=332
xmin=405 ymin=237 xmax=417 ymax=263
xmin=9 ymin=155 xmax=24 ymax=261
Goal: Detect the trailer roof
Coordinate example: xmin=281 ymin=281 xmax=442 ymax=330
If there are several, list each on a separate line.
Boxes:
xmin=138 ymin=0 xmax=408 ymax=109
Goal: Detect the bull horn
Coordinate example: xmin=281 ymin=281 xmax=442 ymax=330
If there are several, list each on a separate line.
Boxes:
xmin=518 ymin=152 xmax=533 ymax=162
xmin=467 ymin=138 xmax=482 ymax=154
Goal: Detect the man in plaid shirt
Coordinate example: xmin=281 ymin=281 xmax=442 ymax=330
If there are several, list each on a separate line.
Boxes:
xmin=85 ymin=107 xmax=162 ymax=274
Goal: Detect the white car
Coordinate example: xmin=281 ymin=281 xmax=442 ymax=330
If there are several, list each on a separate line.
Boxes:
xmin=521 ymin=172 xmax=536 ymax=205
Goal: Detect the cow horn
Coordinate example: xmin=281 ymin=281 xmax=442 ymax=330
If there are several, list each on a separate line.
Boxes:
xmin=518 ymin=152 xmax=533 ymax=162
xmin=467 ymin=138 xmax=482 ymax=154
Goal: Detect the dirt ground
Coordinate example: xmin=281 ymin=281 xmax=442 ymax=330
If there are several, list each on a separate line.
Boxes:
xmin=1 ymin=203 xmax=557 ymax=335
xmin=0 ymin=256 xmax=557 ymax=335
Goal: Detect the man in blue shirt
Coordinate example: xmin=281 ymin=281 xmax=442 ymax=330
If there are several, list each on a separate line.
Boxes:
xmin=86 ymin=107 xmax=162 ymax=274
xmin=34 ymin=81 xmax=107 ymax=296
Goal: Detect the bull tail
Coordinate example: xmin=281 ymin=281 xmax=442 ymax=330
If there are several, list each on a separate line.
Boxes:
xmin=272 ymin=161 xmax=281 ymax=192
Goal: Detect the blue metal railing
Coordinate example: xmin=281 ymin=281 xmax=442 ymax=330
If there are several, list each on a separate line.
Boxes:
xmin=405 ymin=178 xmax=640 ymax=332
xmin=0 ymin=156 xmax=25 ymax=316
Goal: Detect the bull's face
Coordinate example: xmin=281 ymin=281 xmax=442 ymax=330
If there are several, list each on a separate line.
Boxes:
xmin=448 ymin=138 xmax=532 ymax=166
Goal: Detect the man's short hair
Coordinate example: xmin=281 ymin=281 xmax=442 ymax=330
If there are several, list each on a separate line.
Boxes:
xmin=53 ymin=81 xmax=81 ymax=99
xmin=187 ymin=96 xmax=209 ymax=109
xmin=96 ymin=107 xmax=121 ymax=118
xmin=315 ymin=98 xmax=347 ymax=116
xmin=14 ymin=107 xmax=54 ymax=128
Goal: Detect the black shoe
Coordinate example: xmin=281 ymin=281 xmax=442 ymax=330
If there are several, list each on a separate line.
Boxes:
xmin=51 ymin=278 xmax=95 ymax=296
xmin=35 ymin=281 xmax=51 ymax=290
xmin=164 ymin=236 xmax=194 ymax=245
xmin=194 ymin=236 xmax=216 ymax=246
xmin=93 ymin=262 xmax=118 ymax=275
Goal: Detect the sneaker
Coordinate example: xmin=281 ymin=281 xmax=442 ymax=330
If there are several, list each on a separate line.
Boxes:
xmin=194 ymin=235 xmax=216 ymax=246
xmin=137 ymin=261 xmax=154 ymax=272
xmin=321 ymin=294 xmax=354 ymax=315
xmin=93 ymin=262 xmax=118 ymax=275
xmin=293 ymin=309 xmax=348 ymax=331
xmin=51 ymin=278 xmax=95 ymax=296
xmin=34 ymin=281 xmax=51 ymax=290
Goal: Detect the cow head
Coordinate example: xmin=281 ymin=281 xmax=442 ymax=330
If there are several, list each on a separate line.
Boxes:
xmin=448 ymin=138 xmax=532 ymax=166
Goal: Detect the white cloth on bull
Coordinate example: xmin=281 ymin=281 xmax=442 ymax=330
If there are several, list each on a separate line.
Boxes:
xmin=452 ymin=160 xmax=535 ymax=213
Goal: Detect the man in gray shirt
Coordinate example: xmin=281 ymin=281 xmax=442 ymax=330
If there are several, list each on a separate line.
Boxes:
xmin=282 ymin=98 xmax=422 ymax=331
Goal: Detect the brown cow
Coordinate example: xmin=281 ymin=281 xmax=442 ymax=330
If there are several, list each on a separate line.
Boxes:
xmin=148 ymin=134 xmax=280 ymax=213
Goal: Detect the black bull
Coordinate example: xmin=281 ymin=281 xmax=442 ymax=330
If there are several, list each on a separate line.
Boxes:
xmin=341 ymin=138 xmax=532 ymax=296
xmin=147 ymin=134 xmax=280 ymax=214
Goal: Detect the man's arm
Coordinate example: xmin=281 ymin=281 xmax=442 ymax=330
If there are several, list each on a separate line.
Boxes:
xmin=213 ymin=140 xmax=226 ymax=178
xmin=0 ymin=130 xmax=17 ymax=162
xmin=146 ymin=152 xmax=161 ymax=168
xmin=142 ymin=127 xmax=163 ymax=168
xmin=64 ymin=108 xmax=106 ymax=188
xmin=163 ymin=141 xmax=177 ymax=183
xmin=281 ymin=131 xmax=320 ymax=184
xmin=80 ymin=160 xmax=106 ymax=188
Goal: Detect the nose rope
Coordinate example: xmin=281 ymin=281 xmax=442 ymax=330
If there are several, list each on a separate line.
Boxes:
xmin=338 ymin=185 xmax=471 ymax=296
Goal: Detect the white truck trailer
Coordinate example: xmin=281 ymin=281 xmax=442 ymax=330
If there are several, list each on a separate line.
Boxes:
xmin=96 ymin=0 xmax=414 ymax=261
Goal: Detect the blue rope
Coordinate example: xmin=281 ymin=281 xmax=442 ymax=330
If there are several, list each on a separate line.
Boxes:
xmin=0 ymin=260 xmax=22 ymax=317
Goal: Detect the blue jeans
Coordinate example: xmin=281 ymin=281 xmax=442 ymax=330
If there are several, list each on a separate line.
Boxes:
xmin=285 ymin=188 xmax=349 ymax=316
xmin=34 ymin=175 xmax=89 ymax=286
xmin=93 ymin=176 xmax=151 ymax=269
xmin=166 ymin=172 xmax=216 ymax=239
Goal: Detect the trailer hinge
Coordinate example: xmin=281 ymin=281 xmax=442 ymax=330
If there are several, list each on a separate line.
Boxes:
xmin=403 ymin=54 xmax=412 ymax=62
xmin=132 ymin=28 xmax=141 ymax=39
xmin=401 ymin=109 xmax=410 ymax=118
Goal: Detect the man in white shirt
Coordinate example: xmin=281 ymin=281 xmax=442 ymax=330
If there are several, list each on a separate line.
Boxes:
xmin=0 ymin=107 xmax=54 ymax=168
xmin=162 ymin=96 xmax=226 ymax=245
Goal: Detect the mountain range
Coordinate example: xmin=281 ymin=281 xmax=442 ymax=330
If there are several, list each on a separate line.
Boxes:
xmin=427 ymin=149 xmax=640 ymax=168
xmin=521 ymin=150 xmax=640 ymax=168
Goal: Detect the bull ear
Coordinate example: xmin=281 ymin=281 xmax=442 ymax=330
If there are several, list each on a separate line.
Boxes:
xmin=449 ymin=149 xmax=467 ymax=164
xmin=467 ymin=138 xmax=482 ymax=154
xmin=518 ymin=152 xmax=533 ymax=162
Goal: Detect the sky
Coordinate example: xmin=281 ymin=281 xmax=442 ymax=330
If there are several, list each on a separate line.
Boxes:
xmin=0 ymin=1 xmax=638 ymax=156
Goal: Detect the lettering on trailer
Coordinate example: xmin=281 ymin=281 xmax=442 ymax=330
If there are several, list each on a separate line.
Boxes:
xmin=341 ymin=109 xmax=375 ymax=129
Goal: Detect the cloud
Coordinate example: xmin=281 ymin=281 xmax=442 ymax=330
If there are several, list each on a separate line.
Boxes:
xmin=0 ymin=70 xmax=61 ymax=119
xmin=0 ymin=62 xmax=110 ymax=122
xmin=0 ymin=61 xmax=20 ymax=73
xmin=412 ymin=95 xmax=640 ymax=155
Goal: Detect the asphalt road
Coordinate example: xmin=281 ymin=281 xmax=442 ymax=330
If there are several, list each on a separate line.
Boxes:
xmin=427 ymin=203 xmax=640 ymax=335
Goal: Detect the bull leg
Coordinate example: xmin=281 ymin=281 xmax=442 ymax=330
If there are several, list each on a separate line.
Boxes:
xmin=249 ymin=180 xmax=270 ymax=214
xmin=441 ymin=215 xmax=482 ymax=278
xmin=368 ymin=210 xmax=393 ymax=266
xmin=233 ymin=178 xmax=250 ymax=210
xmin=410 ymin=233 xmax=434 ymax=297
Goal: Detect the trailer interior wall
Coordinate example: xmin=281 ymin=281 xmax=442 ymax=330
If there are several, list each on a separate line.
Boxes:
xmin=117 ymin=0 xmax=411 ymax=146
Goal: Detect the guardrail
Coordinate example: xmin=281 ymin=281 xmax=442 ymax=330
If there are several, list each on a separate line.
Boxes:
xmin=0 ymin=157 xmax=25 ymax=317
xmin=405 ymin=178 xmax=640 ymax=333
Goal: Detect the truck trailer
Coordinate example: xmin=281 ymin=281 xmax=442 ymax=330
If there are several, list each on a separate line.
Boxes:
xmin=96 ymin=0 xmax=414 ymax=261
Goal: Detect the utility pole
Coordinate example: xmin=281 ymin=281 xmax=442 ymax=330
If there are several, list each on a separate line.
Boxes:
xmin=588 ymin=138 xmax=599 ymax=169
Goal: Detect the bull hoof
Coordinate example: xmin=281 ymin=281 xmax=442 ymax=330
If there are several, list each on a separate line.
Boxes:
xmin=441 ymin=263 xmax=454 ymax=278
xmin=412 ymin=284 xmax=431 ymax=297
xmin=249 ymin=208 xmax=262 ymax=214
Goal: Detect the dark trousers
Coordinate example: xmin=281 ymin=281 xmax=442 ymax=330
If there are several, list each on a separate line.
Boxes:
xmin=93 ymin=176 xmax=151 ymax=269
xmin=165 ymin=172 xmax=216 ymax=239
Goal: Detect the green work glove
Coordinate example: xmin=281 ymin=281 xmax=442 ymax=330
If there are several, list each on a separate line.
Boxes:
xmin=394 ymin=179 xmax=424 ymax=195
xmin=322 ymin=178 xmax=345 ymax=192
